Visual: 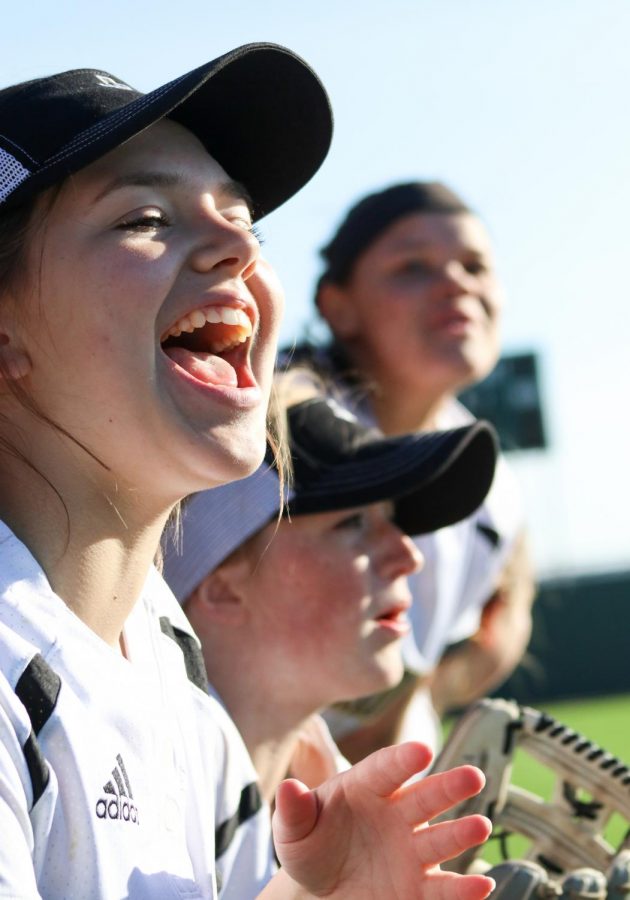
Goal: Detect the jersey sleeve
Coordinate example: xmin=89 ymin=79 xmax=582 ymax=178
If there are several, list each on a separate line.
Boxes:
xmin=0 ymin=671 xmax=43 ymax=898
xmin=444 ymin=453 xmax=526 ymax=648
xmin=200 ymin=692 xmax=276 ymax=898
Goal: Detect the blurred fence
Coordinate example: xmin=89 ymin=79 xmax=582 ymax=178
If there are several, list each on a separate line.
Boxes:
xmin=495 ymin=569 xmax=630 ymax=703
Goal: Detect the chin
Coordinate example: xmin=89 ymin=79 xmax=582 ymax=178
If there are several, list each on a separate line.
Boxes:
xmin=357 ymin=659 xmax=405 ymax=698
xmin=219 ymin=439 xmax=267 ymax=483
xmin=431 ymin=349 xmax=495 ymax=394
xmin=458 ymin=339 xmax=500 ymax=381
xmin=190 ymin=422 xmax=268 ymax=490
xmin=380 ymin=664 xmax=405 ymax=691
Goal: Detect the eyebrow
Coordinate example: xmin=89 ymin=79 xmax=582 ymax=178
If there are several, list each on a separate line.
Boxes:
xmin=389 ymin=239 xmax=489 ymax=257
xmin=92 ymin=171 xmax=254 ymax=213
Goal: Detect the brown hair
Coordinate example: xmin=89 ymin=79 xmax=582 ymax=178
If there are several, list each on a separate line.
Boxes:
xmin=0 ymin=195 xmax=64 ymax=473
xmin=0 ymin=188 xmax=110 ymax=543
xmin=0 ymin=199 xmax=36 ymax=292
xmin=0 ymin=186 xmax=113 ymax=453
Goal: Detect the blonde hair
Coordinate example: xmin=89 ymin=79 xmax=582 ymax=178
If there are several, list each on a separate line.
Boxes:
xmin=194 ymin=367 xmax=328 ymax=578
xmin=160 ymin=374 xmax=306 ymax=572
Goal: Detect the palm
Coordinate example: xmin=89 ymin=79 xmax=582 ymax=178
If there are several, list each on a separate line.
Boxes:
xmin=273 ymin=742 xmax=494 ymax=899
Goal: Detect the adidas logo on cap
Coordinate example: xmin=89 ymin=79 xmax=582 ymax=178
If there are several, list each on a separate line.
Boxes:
xmin=95 ymin=753 xmax=139 ymax=824
xmin=93 ymin=74 xmax=133 ymax=91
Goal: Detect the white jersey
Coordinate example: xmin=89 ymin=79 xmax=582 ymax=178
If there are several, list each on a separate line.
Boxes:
xmin=0 ymin=521 xmax=274 ymax=899
xmin=402 ymin=398 xmax=524 ymax=675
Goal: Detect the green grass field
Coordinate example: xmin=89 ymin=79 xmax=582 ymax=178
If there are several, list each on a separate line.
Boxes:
xmin=445 ymin=694 xmax=630 ymax=867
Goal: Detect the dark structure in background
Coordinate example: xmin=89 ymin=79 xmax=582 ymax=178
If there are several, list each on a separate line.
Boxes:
xmin=496 ymin=569 xmax=630 ymax=703
xmin=460 ymin=352 xmax=630 ymax=702
xmin=459 ymin=351 xmax=547 ymax=452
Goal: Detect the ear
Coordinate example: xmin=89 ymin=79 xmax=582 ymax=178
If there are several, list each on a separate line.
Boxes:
xmin=184 ymin=558 xmax=251 ymax=628
xmin=316 ymin=281 xmax=359 ymax=341
xmin=0 ymin=331 xmax=32 ymax=383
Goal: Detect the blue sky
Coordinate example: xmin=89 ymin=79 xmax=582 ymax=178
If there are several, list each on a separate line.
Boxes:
xmin=3 ymin=0 xmax=629 ymax=575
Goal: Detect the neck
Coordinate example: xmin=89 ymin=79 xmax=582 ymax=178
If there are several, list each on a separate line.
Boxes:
xmin=221 ymin=681 xmax=310 ymax=803
xmin=339 ymin=344 xmax=456 ymax=435
xmin=0 ymin=432 xmax=172 ymax=649
xmin=249 ymin=731 xmax=304 ymax=805
xmin=370 ymin=386 xmax=450 ymax=434
xmin=207 ymin=649 xmax=321 ymax=803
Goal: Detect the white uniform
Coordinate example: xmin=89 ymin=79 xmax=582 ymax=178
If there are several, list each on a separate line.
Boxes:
xmin=0 ymin=520 xmax=274 ymax=899
xmin=403 ymin=399 xmax=524 ymax=673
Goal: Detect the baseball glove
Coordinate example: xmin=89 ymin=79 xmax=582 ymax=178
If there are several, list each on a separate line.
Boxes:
xmin=431 ymin=698 xmax=630 ymax=897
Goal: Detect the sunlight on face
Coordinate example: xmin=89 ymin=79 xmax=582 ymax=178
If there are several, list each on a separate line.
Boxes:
xmin=328 ymin=212 xmax=503 ymax=396
xmin=236 ymin=502 xmax=422 ymax=709
xmin=7 ymin=120 xmax=284 ymax=508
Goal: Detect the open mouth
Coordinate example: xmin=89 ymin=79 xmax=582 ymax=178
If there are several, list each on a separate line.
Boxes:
xmin=433 ymin=310 xmax=474 ymax=330
xmin=376 ymin=608 xmax=405 ymax=623
xmin=431 ymin=303 xmax=482 ymax=334
xmin=374 ymin=603 xmax=410 ymax=630
xmin=161 ymin=305 xmax=254 ymax=388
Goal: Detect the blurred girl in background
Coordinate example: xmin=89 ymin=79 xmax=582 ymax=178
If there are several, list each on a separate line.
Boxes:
xmin=285 ymin=181 xmax=535 ymax=761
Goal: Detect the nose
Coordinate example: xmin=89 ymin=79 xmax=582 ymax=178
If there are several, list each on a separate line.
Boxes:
xmin=189 ymin=215 xmax=260 ymax=281
xmin=374 ymin=521 xmax=424 ymax=582
xmin=440 ymin=259 xmax=477 ymax=295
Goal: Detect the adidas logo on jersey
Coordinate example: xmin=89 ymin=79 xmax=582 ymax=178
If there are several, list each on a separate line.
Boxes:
xmin=96 ymin=753 xmax=139 ymax=824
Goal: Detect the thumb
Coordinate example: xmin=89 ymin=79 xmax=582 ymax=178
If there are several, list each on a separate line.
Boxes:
xmin=272 ymin=777 xmax=320 ymax=846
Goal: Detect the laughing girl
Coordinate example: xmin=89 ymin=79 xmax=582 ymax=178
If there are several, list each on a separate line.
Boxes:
xmin=0 ymin=45 xmax=494 ymax=899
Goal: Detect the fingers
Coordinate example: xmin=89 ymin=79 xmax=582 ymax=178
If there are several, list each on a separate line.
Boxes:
xmin=427 ymin=870 xmax=496 ymax=900
xmin=356 ymin=741 xmax=434 ymax=797
xmin=272 ymin=778 xmax=319 ymax=846
xmin=416 ymin=814 xmax=492 ymax=868
xmin=398 ymin=763 xmax=486 ymax=826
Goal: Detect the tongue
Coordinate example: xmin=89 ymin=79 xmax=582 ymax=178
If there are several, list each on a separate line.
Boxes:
xmin=165 ymin=347 xmax=238 ymax=388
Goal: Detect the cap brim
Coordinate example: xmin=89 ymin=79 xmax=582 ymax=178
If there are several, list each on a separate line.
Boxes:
xmin=286 ymin=421 xmax=499 ymax=536
xmin=9 ymin=44 xmax=333 ymax=220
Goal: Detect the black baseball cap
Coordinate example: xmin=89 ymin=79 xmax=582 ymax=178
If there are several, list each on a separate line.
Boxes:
xmin=318 ymin=181 xmax=471 ymax=285
xmin=163 ymin=396 xmax=498 ymax=602
xmin=0 ymin=43 xmax=333 ymax=219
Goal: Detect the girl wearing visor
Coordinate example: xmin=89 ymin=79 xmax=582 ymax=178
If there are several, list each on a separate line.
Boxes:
xmin=164 ymin=388 xmax=499 ymax=890
xmin=0 ymin=47 xmax=495 ymax=899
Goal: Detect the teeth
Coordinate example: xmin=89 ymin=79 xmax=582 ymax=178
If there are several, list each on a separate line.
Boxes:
xmin=221 ymin=308 xmax=237 ymax=325
xmin=163 ymin=305 xmax=253 ymax=343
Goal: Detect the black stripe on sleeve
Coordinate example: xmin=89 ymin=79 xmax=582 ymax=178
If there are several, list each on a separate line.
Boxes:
xmin=14 ymin=654 xmax=61 ymax=807
xmin=215 ymin=782 xmax=263 ymax=859
xmin=22 ymin=732 xmax=50 ymax=805
xmin=159 ymin=617 xmax=209 ymax=693
xmin=476 ymin=522 xmax=501 ymax=549
xmin=15 ymin=654 xmax=61 ymax=735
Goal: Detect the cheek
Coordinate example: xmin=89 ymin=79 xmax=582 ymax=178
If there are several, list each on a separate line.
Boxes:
xmin=40 ymin=258 xmax=147 ymax=348
xmin=352 ymin=284 xmax=416 ymax=343
xmin=248 ymin=260 xmax=285 ymax=348
xmin=476 ymin=272 xmax=503 ymax=316
xmin=367 ymin=298 xmax=426 ymax=354
xmin=258 ymin=550 xmax=369 ymax=642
